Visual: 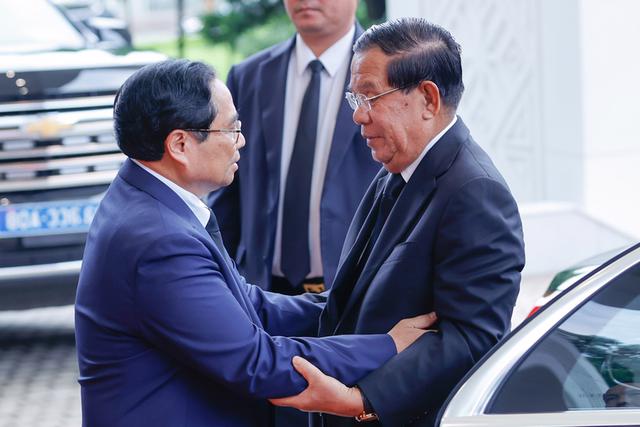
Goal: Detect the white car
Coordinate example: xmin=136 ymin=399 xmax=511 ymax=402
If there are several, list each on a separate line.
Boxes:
xmin=439 ymin=243 xmax=640 ymax=427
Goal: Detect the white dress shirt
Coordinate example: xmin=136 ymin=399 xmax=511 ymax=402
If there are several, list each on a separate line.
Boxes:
xmin=272 ymin=25 xmax=356 ymax=278
xmin=132 ymin=159 xmax=210 ymax=227
xmin=400 ymin=116 xmax=457 ymax=183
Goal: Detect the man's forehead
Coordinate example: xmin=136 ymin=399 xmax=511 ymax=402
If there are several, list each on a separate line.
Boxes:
xmin=215 ymin=108 xmax=238 ymax=126
xmin=348 ymin=78 xmax=379 ymax=93
xmin=349 ymin=48 xmax=389 ymax=90
xmin=349 ymin=67 xmax=387 ymax=92
xmin=211 ymin=79 xmax=238 ymax=123
xmin=211 ymin=79 xmax=230 ymax=101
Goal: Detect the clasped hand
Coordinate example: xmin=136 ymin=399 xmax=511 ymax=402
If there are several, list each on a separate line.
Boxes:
xmin=269 ymin=312 xmax=437 ymax=417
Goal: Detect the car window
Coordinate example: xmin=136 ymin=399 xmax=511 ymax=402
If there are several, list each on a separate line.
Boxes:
xmin=488 ymin=262 xmax=640 ymax=413
xmin=0 ymin=0 xmax=85 ymax=54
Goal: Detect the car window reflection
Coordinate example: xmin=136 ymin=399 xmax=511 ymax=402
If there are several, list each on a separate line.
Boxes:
xmin=488 ymin=263 xmax=640 ymax=413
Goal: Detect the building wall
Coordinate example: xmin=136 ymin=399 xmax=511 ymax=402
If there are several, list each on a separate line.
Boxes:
xmin=387 ymin=0 xmax=638 ymax=273
xmin=111 ymin=0 xmax=214 ymax=44
xmin=579 ymin=0 xmax=640 ymax=240
xmin=388 ymin=0 xmax=583 ymax=205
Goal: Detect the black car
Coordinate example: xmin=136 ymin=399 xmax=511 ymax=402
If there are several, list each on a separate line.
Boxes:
xmin=0 ymin=0 xmax=165 ymax=310
xmin=51 ymin=0 xmax=133 ymax=49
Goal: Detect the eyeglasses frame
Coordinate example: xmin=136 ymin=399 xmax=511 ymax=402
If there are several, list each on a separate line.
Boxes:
xmin=345 ymin=80 xmax=430 ymax=112
xmin=183 ymin=121 xmax=242 ymax=145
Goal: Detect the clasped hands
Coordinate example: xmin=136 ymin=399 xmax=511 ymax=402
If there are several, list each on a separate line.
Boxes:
xmin=269 ymin=312 xmax=437 ymax=417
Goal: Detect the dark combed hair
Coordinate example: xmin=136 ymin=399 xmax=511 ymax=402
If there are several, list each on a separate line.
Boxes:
xmin=354 ymin=17 xmax=464 ymax=109
xmin=113 ymin=59 xmax=217 ymax=161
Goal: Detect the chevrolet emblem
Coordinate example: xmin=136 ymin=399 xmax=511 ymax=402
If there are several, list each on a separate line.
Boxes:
xmin=25 ymin=116 xmax=74 ymax=138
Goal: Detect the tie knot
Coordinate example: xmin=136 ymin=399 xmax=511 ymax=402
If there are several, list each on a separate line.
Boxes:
xmin=384 ymin=173 xmax=405 ymax=199
xmin=308 ymin=59 xmax=324 ymax=74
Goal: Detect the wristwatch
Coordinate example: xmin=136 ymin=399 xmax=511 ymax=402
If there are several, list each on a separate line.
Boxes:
xmin=355 ymin=410 xmax=379 ymax=422
xmin=354 ymin=386 xmax=378 ymax=422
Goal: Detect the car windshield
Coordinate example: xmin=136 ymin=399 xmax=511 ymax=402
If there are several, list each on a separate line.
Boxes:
xmin=0 ymin=0 xmax=86 ymax=54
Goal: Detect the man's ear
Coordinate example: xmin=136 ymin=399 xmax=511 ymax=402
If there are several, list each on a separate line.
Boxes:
xmin=164 ymin=129 xmax=190 ymax=166
xmin=420 ymin=80 xmax=441 ymax=120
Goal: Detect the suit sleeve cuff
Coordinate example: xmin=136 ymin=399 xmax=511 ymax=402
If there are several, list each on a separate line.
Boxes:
xmin=360 ymin=387 xmax=375 ymax=413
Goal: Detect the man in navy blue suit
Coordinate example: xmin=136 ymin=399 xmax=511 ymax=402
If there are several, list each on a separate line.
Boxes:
xmin=208 ymin=0 xmax=379 ymax=296
xmin=74 ymin=59 xmax=435 ymax=427
xmin=271 ymin=18 xmax=526 ymax=426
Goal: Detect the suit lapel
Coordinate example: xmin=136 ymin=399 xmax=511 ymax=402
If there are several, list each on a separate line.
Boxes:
xmin=119 ymin=159 xmax=258 ymax=321
xmin=319 ymin=172 xmax=385 ymax=333
xmin=338 ymin=172 xmax=385 ymax=267
xmin=337 ymin=178 xmax=436 ymax=321
xmin=258 ymin=39 xmax=294 ymax=214
xmin=336 ymin=118 xmax=470 ymax=326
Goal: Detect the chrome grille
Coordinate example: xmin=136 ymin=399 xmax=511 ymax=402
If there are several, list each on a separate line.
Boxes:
xmin=0 ymin=98 xmax=124 ymax=194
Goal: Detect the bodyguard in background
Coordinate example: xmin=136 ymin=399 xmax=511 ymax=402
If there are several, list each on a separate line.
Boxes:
xmin=208 ymin=0 xmax=379 ymax=295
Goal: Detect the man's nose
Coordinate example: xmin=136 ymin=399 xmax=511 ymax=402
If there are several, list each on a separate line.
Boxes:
xmin=352 ymin=105 xmax=370 ymax=125
xmin=237 ymin=133 xmax=246 ymax=149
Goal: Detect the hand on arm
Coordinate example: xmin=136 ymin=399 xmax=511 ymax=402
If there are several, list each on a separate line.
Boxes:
xmin=269 ymin=312 xmax=437 ymax=415
xmin=387 ymin=312 xmax=438 ymax=352
xmin=270 ymin=356 xmax=365 ymax=416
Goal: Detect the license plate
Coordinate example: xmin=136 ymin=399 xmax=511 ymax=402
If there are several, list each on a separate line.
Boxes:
xmin=0 ymin=200 xmax=99 ymax=238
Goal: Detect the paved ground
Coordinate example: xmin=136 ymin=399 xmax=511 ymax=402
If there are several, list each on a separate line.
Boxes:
xmin=0 ymin=306 xmax=79 ymax=427
xmin=0 ymin=274 xmax=550 ymax=426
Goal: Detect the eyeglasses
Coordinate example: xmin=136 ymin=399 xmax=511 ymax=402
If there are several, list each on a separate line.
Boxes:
xmin=345 ymin=86 xmax=405 ymax=112
xmin=184 ymin=120 xmax=242 ymax=145
xmin=345 ymin=79 xmax=432 ymax=112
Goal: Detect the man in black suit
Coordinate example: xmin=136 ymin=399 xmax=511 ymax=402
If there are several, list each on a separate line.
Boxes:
xmin=271 ymin=17 xmax=526 ymax=426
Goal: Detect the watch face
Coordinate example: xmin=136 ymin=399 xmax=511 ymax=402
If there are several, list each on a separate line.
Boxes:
xmin=355 ymin=412 xmax=379 ymax=422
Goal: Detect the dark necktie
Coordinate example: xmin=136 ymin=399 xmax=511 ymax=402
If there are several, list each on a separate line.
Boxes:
xmin=358 ymin=173 xmax=405 ymax=268
xmin=334 ymin=173 xmax=406 ymax=314
xmin=205 ymin=208 xmax=226 ymax=255
xmin=281 ymin=59 xmax=324 ymax=288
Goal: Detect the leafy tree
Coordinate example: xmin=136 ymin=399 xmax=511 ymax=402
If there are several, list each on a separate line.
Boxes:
xmin=202 ymin=0 xmax=285 ymax=48
xmin=201 ymin=0 xmax=385 ymax=58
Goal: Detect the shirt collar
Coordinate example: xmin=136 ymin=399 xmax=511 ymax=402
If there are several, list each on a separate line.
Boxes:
xmin=294 ymin=24 xmax=355 ymax=78
xmin=131 ymin=159 xmax=210 ymax=227
xmin=401 ymin=116 xmax=458 ymax=183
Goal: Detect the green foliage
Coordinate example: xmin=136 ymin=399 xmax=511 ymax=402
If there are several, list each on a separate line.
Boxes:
xmin=357 ymin=0 xmax=385 ymax=29
xmin=134 ymin=36 xmax=242 ymax=82
xmin=201 ymin=0 xmax=284 ymax=47
xmin=234 ymin=11 xmax=295 ymax=58
xmin=201 ymin=1 xmax=386 ymax=60
xmin=138 ymin=0 xmax=389 ymax=76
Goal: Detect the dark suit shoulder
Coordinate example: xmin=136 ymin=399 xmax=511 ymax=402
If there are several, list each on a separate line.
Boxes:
xmin=230 ymin=37 xmax=293 ymax=76
xmin=227 ymin=38 xmax=292 ymax=109
xmin=101 ymin=176 xmax=203 ymax=253
xmin=444 ymin=134 xmax=511 ymax=192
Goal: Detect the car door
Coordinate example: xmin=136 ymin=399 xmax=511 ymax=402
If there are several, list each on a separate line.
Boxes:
xmin=439 ymin=244 xmax=640 ymax=427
